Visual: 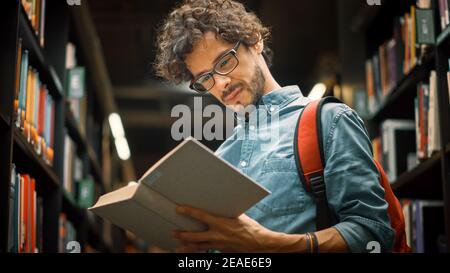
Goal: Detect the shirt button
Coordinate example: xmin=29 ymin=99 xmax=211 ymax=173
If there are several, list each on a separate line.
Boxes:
xmin=240 ymin=161 xmax=247 ymax=167
xmin=249 ymin=125 xmax=255 ymax=131
xmin=269 ymin=106 xmax=275 ymax=112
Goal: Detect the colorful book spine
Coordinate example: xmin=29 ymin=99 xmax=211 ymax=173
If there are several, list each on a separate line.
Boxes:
xmin=447 ymin=59 xmax=450 ymax=106
xmin=18 ymin=50 xmax=29 ymax=130
xmin=15 ymin=46 xmax=55 ymax=166
xmin=364 ymin=6 xmax=422 ymax=112
xmin=401 ymin=199 xmax=445 ymax=253
xmin=9 ymin=168 xmax=43 ymax=253
xmin=414 ymin=69 xmax=441 ymax=160
xmin=21 ymin=0 xmax=46 ymax=47
xmin=58 ymin=213 xmax=77 ymax=253
xmin=8 ymin=165 xmax=17 ymax=252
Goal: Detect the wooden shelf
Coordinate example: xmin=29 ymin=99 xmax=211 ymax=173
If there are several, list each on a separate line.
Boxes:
xmin=61 ymin=198 xmax=114 ymax=253
xmin=0 ymin=113 xmax=9 ymax=128
xmin=65 ymin=107 xmax=105 ymax=190
xmin=392 ymin=152 xmax=443 ymax=200
xmin=65 ymin=106 xmax=87 ymax=150
xmin=369 ymin=53 xmax=435 ymax=123
xmin=19 ymin=5 xmax=63 ymax=100
xmin=62 ymin=190 xmax=84 ymax=224
xmin=61 ymin=194 xmax=113 ymax=253
xmin=12 ymin=127 xmax=59 ymax=191
xmin=437 ymin=26 xmax=450 ymax=47
xmin=87 ymin=145 xmax=103 ymax=189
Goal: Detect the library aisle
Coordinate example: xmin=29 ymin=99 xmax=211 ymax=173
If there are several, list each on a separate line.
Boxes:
xmin=0 ymin=0 xmax=449 ymax=254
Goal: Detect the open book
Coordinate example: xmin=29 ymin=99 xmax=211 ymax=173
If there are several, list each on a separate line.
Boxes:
xmin=89 ymin=137 xmax=270 ymax=250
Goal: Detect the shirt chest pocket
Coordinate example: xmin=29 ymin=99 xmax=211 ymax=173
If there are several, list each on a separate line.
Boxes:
xmin=255 ymin=157 xmax=306 ymax=216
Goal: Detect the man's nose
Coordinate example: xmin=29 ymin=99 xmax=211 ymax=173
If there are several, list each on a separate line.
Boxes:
xmin=213 ymin=74 xmax=231 ymax=93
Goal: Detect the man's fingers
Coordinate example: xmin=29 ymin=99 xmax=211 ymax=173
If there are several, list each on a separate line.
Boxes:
xmin=177 ymin=205 xmax=220 ymax=226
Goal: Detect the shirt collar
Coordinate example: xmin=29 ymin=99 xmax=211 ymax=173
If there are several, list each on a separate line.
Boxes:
xmin=257 ymin=85 xmax=304 ymax=110
xmin=235 ymin=85 xmax=306 ymax=122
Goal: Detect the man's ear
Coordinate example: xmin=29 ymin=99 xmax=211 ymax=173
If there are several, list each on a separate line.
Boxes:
xmin=255 ymin=39 xmax=264 ymax=54
xmin=251 ymin=34 xmax=264 ymax=54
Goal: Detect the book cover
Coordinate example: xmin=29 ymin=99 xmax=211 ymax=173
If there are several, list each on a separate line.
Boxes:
xmin=77 ymin=178 xmax=95 ymax=209
xmin=415 ymin=8 xmax=437 ymax=44
xmin=90 ymin=137 xmax=270 ymax=251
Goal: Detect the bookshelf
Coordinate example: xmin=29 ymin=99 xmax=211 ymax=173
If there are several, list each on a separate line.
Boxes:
xmin=360 ymin=0 xmax=450 ymax=252
xmin=65 ymin=106 xmax=105 ymax=192
xmin=18 ymin=4 xmax=64 ymax=100
xmin=391 ymin=152 xmax=442 ymax=199
xmin=13 ymin=127 xmax=59 ymax=190
xmin=368 ymin=52 xmax=435 ymax=123
xmin=0 ymin=0 xmax=131 ymax=253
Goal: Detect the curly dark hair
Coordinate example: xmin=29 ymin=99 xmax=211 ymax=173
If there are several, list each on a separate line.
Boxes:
xmin=154 ymin=0 xmax=273 ymax=84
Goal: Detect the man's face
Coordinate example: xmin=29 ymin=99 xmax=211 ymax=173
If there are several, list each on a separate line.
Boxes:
xmin=185 ymin=32 xmax=265 ymax=113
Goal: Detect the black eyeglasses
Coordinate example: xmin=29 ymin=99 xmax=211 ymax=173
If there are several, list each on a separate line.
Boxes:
xmin=189 ymin=40 xmax=241 ymax=93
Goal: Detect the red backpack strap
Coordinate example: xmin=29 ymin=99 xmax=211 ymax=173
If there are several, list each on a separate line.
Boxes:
xmin=373 ymin=160 xmax=411 ymax=252
xmin=294 ymin=96 xmax=342 ymax=230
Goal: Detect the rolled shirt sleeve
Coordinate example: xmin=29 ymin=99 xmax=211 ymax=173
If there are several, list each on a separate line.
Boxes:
xmin=321 ymin=103 xmax=395 ymax=253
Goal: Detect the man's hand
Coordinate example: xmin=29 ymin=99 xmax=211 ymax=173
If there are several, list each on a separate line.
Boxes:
xmin=172 ymin=205 xmax=281 ymax=253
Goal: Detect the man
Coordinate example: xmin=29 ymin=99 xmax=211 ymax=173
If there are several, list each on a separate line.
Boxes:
xmin=153 ymin=0 xmax=394 ymax=253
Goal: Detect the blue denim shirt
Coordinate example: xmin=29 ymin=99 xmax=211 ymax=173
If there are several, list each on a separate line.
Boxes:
xmin=215 ymin=85 xmax=395 ymax=253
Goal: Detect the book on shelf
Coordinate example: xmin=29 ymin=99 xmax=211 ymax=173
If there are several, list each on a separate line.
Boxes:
xmin=8 ymin=164 xmax=44 ymax=253
xmin=447 ymin=59 xmax=450 ymax=105
xmin=437 ymin=0 xmax=450 ymax=31
xmin=410 ymin=6 xmax=418 ymax=71
xmin=415 ymin=1 xmax=437 ymax=45
xmin=362 ymin=1 xmax=449 ymax=115
xmin=58 ymin=213 xmax=77 ymax=253
xmin=401 ymin=199 xmax=446 ymax=253
xmin=365 ymin=59 xmax=377 ymax=115
xmin=13 ymin=39 xmax=23 ymax=126
xmin=62 ymin=130 xmax=97 ymax=208
xmin=415 ymin=70 xmax=441 ymax=160
xmin=381 ymin=119 xmax=416 ymax=182
xmin=427 ymin=71 xmax=441 ymax=157
xmin=63 ymin=131 xmax=84 ymax=200
xmin=89 ymin=137 xmax=270 ymax=251
xmin=372 ymin=52 xmax=383 ymax=106
xmin=21 ymin=0 xmax=46 ymax=47
xmin=417 ymin=83 xmax=429 ymax=159
xmin=77 ymin=177 xmax=95 ymax=209
xmin=65 ymin=42 xmax=87 ymax=136
xmin=416 ymin=0 xmax=437 ymax=66
xmin=365 ymin=10 xmax=415 ymax=113
xmin=14 ymin=39 xmax=55 ymax=166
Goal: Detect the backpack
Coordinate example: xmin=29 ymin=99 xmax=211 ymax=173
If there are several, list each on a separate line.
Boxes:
xmin=293 ymin=96 xmax=411 ymax=253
